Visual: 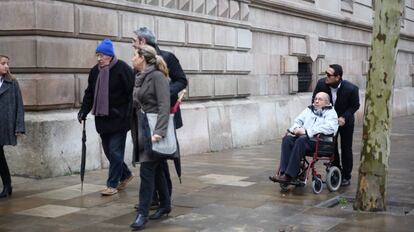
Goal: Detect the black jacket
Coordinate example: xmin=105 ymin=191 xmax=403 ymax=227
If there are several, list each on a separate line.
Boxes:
xmin=80 ymin=60 xmax=134 ymax=134
xmin=0 ymin=78 xmax=25 ymax=146
xmin=313 ymin=78 xmax=360 ymax=126
xmin=154 ymin=45 xmax=187 ymax=129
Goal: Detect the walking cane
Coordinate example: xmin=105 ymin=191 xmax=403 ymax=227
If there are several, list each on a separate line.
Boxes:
xmin=80 ymin=120 xmax=87 ymax=193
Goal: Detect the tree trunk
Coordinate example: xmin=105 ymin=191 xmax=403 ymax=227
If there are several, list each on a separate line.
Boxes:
xmin=354 ymin=0 xmax=403 ymax=211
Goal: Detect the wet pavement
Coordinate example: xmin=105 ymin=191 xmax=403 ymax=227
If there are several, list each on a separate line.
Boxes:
xmin=1 ymin=115 xmax=413 ymax=232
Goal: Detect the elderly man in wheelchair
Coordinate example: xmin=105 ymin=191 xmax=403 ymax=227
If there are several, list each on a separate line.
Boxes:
xmin=269 ymin=92 xmax=340 ymax=193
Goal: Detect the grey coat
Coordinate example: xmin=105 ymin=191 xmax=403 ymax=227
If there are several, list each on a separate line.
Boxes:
xmin=132 ymin=69 xmax=170 ymax=163
xmin=0 ymin=78 xmax=25 ymax=146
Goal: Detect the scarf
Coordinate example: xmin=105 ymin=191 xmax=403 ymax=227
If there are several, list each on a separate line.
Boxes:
xmin=132 ymin=65 xmax=156 ymax=110
xmin=308 ymin=104 xmax=333 ymax=117
xmin=92 ymin=57 xmax=118 ymax=116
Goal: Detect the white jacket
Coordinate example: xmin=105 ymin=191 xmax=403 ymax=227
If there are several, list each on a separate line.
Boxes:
xmin=289 ymin=105 xmax=339 ymax=138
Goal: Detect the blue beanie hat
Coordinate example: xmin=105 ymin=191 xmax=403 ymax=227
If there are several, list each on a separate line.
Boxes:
xmin=96 ymin=38 xmax=115 ymax=57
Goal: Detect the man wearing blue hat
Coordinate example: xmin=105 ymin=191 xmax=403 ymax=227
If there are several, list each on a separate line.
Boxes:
xmin=78 ymin=38 xmax=135 ymax=196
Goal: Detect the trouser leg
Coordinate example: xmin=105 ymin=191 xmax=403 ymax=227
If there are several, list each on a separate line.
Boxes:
xmin=0 ymin=146 xmax=11 ymax=187
xmin=155 ymin=162 xmax=171 ymax=209
xmin=332 ymin=134 xmax=341 ymax=168
xmin=162 ymin=160 xmax=172 ymax=195
xmin=285 ymin=136 xmax=313 ymax=178
xmin=120 ymin=162 xmax=132 ymax=181
xmin=280 ymin=136 xmax=295 ymax=174
xmin=100 ymin=131 xmax=128 ymax=188
xmin=340 ymin=125 xmax=354 ymax=180
xmin=138 ymin=161 xmax=158 ymax=216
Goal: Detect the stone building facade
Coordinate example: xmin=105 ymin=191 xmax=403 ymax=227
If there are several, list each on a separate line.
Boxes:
xmin=1 ymin=0 xmax=413 ymax=177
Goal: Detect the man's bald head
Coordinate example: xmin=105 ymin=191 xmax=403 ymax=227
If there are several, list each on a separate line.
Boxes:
xmin=313 ymin=92 xmax=330 ymax=109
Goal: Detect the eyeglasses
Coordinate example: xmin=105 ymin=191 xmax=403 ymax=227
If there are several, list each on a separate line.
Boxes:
xmin=325 ymin=71 xmax=335 ymax=77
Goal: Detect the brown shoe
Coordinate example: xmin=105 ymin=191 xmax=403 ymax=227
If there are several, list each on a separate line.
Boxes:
xmin=269 ymin=175 xmax=278 ymax=182
xmin=101 ymin=187 xmax=118 ymax=196
xmin=276 ymin=175 xmax=292 ymax=183
xmin=117 ymin=175 xmax=134 ymax=190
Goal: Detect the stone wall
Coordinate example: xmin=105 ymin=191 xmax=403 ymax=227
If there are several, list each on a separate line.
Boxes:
xmin=0 ymin=0 xmax=253 ymax=110
xmin=1 ymin=0 xmax=414 ymax=177
xmin=1 ymin=0 xmax=414 ymax=106
xmin=5 ymin=87 xmax=414 ymax=178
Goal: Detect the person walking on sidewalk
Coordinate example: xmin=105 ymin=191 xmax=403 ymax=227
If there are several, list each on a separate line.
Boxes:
xmin=130 ymin=45 xmax=172 ymax=230
xmin=312 ymin=64 xmax=360 ymax=187
xmin=132 ymin=27 xmax=187 ymax=208
xmin=0 ymin=54 xmax=25 ymax=198
xmin=78 ymin=39 xmax=135 ymax=196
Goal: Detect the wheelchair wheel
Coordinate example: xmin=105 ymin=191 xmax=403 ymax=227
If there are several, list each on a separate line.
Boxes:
xmin=312 ymin=177 xmax=323 ymax=194
xmin=326 ymin=166 xmax=342 ymax=192
xmin=280 ymin=183 xmax=289 ymax=192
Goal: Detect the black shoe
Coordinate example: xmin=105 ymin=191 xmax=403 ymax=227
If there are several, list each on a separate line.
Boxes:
xmin=0 ymin=185 xmax=12 ymax=198
xmin=341 ymin=179 xmax=351 ymax=187
xmin=149 ymin=207 xmax=171 ymax=220
xmin=130 ymin=214 xmax=148 ymax=230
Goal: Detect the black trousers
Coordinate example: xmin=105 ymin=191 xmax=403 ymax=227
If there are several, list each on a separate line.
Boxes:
xmin=0 ymin=146 xmax=12 ymax=187
xmin=333 ymin=124 xmax=355 ymax=180
xmin=152 ymin=160 xmax=172 ymax=203
xmin=153 ymin=141 xmax=180 ymax=202
xmin=137 ymin=161 xmax=171 ymax=217
xmin=280 ymin=135 xmax=314 ymax=178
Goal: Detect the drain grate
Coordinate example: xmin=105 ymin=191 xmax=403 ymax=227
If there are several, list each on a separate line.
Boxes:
xmin=315 ymin=195 xmax=414 ymax=216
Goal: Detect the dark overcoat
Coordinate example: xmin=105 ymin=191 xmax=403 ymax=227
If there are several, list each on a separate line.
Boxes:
xmin=0 ymin=78 xmax=25 ymax=146
xmin=313 ymin=78 xmax=360 ymax=126
xmin=154 ymin=45 xmax=187 ymax=129
xmin=79 ymin=60 xmax=134 ymax=134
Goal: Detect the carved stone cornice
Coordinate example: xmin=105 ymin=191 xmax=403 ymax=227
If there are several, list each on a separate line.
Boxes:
xmin=251 ymin=0 xmax=372 ymax=31
xmin=59 ymin=0 xmax=250 ymax=26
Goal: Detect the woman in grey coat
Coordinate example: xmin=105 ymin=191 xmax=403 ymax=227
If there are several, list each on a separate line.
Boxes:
xmin=130 ymin=45 xmax=171 ymax=230
xmin=0 ymin=55 xmax=25 ymax=198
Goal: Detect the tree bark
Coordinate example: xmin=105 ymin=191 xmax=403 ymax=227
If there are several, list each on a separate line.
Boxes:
xmin=354 ymin=0 xmax=403 ymax=211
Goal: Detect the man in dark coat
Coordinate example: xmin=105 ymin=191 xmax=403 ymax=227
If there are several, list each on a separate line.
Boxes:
xmin=312 ymin=64 xmax=360 ymax=187
xmin=132 ymin=27 xmax=188 ymax=206
xmin=78 ymin=39 xmax=135 ymax=196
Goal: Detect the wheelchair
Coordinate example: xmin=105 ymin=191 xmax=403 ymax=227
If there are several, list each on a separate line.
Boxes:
xmin=273 ymin=133 xmax=342 ymax=194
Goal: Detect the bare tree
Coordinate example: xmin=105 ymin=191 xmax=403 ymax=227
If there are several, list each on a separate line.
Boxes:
xmin=354 ymin=0 xmax=403 ymax=211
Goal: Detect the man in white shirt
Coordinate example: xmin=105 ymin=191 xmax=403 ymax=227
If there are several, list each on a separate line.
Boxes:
xmin=312 ymin=64 xmax=360 ymax=186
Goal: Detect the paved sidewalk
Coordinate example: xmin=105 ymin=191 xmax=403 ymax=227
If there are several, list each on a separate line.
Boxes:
xmin=0 ymin=115 xmax=413 ymax=232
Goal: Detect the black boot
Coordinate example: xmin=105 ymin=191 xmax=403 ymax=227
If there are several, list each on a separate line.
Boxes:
xmin=130 ymin=214 xmax=148 ymax=230
xmin=149 ymin=207 xmax=171 ymax=220
xmin=0 ymin=185 xmax=12 ymax=198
